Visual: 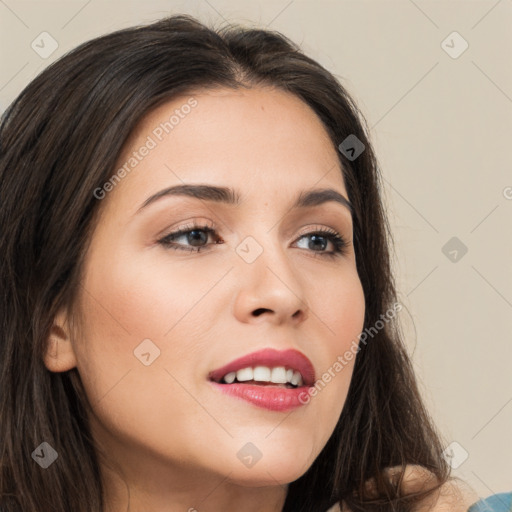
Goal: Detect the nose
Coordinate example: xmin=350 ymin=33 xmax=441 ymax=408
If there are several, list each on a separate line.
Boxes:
xmin=232 ymin=235 xmax=309 ymax=326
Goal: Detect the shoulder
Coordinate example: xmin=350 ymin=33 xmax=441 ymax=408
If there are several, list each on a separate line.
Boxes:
xmin=387 ymin=464 xmax=481 ymax=511
xmin=332 ymin=464 xmax=482 ymax=512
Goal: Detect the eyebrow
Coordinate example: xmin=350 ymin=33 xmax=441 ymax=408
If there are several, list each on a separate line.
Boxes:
xmin=136 ymin=184 xmax=353 ymax=215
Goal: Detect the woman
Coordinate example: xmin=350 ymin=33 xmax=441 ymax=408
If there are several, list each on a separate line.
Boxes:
xmin=0 ymin=13 xmax=505 ymax=512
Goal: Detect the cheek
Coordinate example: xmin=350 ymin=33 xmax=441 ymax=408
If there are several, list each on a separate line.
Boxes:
xmin=78 ymin=246 xmax=215 ymax=342
xmin=72 ymin=255 xmax=223 ymax=462
xmin=72 ymin=247 xmax=221 ymax=406
xmin=303 ymin=267 xmax=365 ymax=422
xmin=310 ymin=266 xmax=366 ymax=356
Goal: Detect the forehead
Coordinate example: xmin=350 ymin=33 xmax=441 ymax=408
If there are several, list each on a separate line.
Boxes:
xmin=108 ymin=86 xmax=347 ymax=213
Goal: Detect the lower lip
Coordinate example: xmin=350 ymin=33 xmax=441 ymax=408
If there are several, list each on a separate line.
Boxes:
xmin=209 ymin=381 xmax=311 ymax=411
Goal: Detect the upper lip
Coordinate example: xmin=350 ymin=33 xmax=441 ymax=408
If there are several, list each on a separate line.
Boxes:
xmin=208 ymin=348 xmax=315 ymax=386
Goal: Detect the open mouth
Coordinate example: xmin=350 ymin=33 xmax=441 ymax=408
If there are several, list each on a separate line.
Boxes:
xmin=209 ymin=365 xmax=304 ymax=389
xmin=208 ymin=370 xmax=311 ymax=412
xmin=207 ymin=347 xmax=315 ymax=411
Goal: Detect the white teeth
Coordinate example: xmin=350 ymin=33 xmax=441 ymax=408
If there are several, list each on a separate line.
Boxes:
xmin=253 ymin=366 xmax=271 ymax=381
xmin=224 ymin=371 xmax=236 ymax=384
xmin=271 ymin=366 xmax=287 ymax=384
xmin=222 ymin=366 xmax=304 ymax=386
xmin=290 ymin=371 xmax=302 ymax=386
xmin=236 ymin=368 xmax=253 ymax=382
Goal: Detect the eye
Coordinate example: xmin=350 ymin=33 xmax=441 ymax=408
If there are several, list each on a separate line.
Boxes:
xmin=157 ymin=223 xmax=349 ymax=258
xmin=158 ymin=223 xmax=220 ymax=253
xmin=295 ymin=227 xmax=349 ymax=259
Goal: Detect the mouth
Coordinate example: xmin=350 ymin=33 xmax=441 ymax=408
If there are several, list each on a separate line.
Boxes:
xmin=207 ymin=348 xmax=315 ymax=412
xmin=210 ymin=366 xmax=305 ymax=388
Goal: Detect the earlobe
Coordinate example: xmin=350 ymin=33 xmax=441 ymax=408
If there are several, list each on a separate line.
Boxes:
xmin=43 ymin=310 xmax=78 ymax=373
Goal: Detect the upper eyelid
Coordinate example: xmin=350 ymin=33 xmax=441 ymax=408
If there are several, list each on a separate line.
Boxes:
xmin=151 ymin=202 xmax=352 ymax=230
xmin=162 ymin=222 xmax=347 ymax=238
xmin=161 ymin=213 xmax=351 ymax=234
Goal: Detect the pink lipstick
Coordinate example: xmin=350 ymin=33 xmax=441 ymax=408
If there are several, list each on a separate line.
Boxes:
xmin=208 ymin=348 xmax=315 ymax=412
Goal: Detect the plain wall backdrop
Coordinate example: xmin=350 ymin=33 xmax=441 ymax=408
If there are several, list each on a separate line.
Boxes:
xmin=1 ymin=0 xmax=511 ymax=499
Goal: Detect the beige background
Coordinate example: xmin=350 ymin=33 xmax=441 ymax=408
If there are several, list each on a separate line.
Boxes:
xmin=1 ymin=0 xmax=511 ymax=499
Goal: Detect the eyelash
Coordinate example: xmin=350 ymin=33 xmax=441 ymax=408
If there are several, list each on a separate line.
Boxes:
xmin=157 ymin=222 xmax=349 ymax=259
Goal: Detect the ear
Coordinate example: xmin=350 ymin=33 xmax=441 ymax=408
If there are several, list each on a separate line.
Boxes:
xmin=43 ymin=307 xmax=78 ymax=372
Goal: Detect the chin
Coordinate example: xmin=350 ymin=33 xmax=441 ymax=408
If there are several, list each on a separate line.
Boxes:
xmin=210 ymin=437 xmax=319 ymax=487
xmin=226 ymin=460 xmax=312 ymax=488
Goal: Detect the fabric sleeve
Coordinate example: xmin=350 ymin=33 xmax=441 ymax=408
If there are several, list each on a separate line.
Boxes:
xmin=467 ymin=492 xmax=512 ymax=512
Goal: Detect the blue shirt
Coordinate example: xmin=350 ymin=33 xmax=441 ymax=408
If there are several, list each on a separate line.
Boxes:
xmin=468 ymin=492 xmax=512 ymax=512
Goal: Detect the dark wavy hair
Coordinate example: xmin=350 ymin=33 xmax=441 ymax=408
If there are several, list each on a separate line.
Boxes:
xmin=0 ymin=14 xmax=452 ymax=512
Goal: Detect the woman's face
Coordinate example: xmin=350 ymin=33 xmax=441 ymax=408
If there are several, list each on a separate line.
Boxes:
xmin=48 ymin=86 xmax=365 ymax=489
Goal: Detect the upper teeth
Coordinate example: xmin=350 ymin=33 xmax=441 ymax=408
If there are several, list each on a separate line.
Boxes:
xmin=222 ymin=366 xmax=303 ymax=386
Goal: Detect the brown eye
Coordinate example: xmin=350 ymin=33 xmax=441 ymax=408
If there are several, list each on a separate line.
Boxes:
xmin=158 ymin=224 xmax=220 ymax=253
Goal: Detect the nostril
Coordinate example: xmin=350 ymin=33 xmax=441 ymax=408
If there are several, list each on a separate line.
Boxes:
xmin=253 ymin=308 xmax=271 ymax=316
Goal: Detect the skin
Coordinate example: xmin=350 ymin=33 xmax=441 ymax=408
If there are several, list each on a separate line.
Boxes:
xmin=44 ymin=86 xmax=366 ymax=512
xmin=396 ymin=466 xmax=479 ymax=512
xmin=42 ymin=85 xmax=481 ymax=512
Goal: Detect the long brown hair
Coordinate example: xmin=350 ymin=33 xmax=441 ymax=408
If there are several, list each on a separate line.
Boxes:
xmin=0 ymin=14 xmax=451 ymax=512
